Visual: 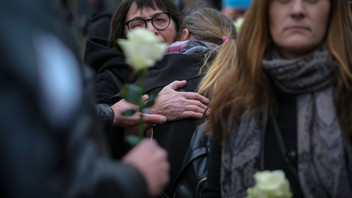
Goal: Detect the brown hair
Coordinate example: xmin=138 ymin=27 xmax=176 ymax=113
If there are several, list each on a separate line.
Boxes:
xmin=108 ymin=0 xmax=182 ymax=49
xmin=207 ymin=0 xmax=352 ymax=144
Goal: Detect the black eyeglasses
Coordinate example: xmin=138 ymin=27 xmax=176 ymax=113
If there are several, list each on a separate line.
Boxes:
xmin=125 ymin=12 xmax=171 ymax=31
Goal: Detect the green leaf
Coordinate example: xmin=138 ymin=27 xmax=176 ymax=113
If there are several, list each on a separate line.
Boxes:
xmin=144 ymin=93 xmax=157 ymax=108
xmin=126 ymin=135 xmax=142 ymax=147
xmin=121 ymin=84 xmax=142 ymax=104
xmin=122 ymin=109 xmax=137 ymax=116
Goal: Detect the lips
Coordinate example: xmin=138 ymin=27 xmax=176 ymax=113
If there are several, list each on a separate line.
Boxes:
xmin=285 ymin=26 xmax=309 ymax=32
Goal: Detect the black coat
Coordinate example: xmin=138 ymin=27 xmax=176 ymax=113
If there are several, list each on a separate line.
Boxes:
xmin=84 ymin=11 xmax=135 ymax=104
xmin=93 ymin=52 xmax=207 ymax=197
xmin=110 ymin=53 xmax=207 ymax=197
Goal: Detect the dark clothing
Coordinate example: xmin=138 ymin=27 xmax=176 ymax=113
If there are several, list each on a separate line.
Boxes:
xmin=141 ymin=54 xmax=205 ymax=94
xmin=92 ymin=46 xmax=134 ymax=104
xmin=84 ymin=11 xmax=114 ymax=72
xmin=83 ymin=10 xmax=137 ymax=160
xmin=96 ymin=103 xmax=115 ymax=131
xmin=111 ymin=54 xmax=207 ymax=197
xmin=89 ymin=37 xmax=209 ymax=196
xmin=83 ymin=10 xmax=135 ymax=104
xmin=85 ymin=35 xmax=135 ymax=104
xmin=202 ymin=139 xmax=221 ymax=198
xmin=202 ymin=89 xmax=303 ymax=198
xmin=143 ymin=54 xmax=206 ymax=197
xmin=264 ymin=88 xmax=303 ymax=198
xmin=90 ymin=51 xmax=210 ymax=164
xmin=172 ymin=123 xmax=211 ymax=198
xmin=0 ymin=1 xmax=148 ymax=198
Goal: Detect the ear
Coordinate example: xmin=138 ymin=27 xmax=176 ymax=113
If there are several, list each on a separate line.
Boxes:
xmin=181 ymin=28 xmax=192 ymax=41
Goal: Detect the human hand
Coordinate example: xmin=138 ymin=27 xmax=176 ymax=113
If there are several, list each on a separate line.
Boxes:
xmin=147 ymin=80 xmax=209 ymax=121
xmin=123 ymin=139 xmax=170 ymax=197
xmin=110 ymin=96 xmax=167 ymax=127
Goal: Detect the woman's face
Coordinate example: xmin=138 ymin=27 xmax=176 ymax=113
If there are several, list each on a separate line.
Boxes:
xmin=269 ymin=0 xmax=331 ymax=59
xmin=124 ymin=2 xmax=177 ymax=45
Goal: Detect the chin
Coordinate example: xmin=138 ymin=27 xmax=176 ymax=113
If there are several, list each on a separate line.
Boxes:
xmin=284 ymin=40 xmax=318 ymax=53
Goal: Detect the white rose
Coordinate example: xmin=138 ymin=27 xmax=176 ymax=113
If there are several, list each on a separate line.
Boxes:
xmin=118 ymin=28 xmax=168 ymax=71
xmin=247 ymin=170 xmax=292 ymax=198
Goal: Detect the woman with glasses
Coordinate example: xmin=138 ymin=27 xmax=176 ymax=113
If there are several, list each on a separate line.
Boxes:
xmin=94 ymin=0 xmax=209 ymax=122
xmin=90 ymin=0 xmax=208 ymax=136
xmin=87 ymin=0 xmax=211 ymax=197
xmin=109 ymin=0 xmax=182 ymax=47
xmin=111 ymin=7 xmax=238 ymax=198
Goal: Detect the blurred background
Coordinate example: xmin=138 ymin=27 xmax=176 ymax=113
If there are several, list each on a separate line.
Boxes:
xmin=64 ymin=0 xmax=352 ymax=61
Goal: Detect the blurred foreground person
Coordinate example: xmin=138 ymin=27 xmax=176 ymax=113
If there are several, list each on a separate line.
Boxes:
xmin=204 ymin=0 xmax=352 ymax=197
xmin=0 ymin=0 xmax=169 ymax=198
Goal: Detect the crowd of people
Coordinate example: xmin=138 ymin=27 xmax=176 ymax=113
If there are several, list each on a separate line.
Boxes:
xmin=2 ymin=0 xmax=352 ymax=198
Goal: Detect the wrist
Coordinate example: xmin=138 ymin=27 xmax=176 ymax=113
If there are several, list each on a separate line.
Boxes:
xmin=96 ymin=103 xmax=114 ymax=129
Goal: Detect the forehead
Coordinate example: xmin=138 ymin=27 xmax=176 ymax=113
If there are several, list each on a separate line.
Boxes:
xmin=126 ymin=2 xmax=165 ymax=21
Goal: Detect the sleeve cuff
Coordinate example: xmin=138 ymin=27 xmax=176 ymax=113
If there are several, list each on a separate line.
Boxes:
xmin=96 ymin=103 xmax=114 ymax=130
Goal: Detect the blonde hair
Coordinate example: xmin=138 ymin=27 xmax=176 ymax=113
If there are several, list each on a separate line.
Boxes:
xmin=207 ymin=0 xmax=352 ymax=144
xmin=180 ymin=8 xmax=237 ymax=98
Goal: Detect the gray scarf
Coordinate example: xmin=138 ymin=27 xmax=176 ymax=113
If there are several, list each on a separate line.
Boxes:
xmin=221 ymin=47 xmax=352 ymax=198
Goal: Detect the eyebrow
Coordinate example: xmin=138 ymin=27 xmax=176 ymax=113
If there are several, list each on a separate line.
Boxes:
xmin=126 ymin=12 xmax=166 ymax=22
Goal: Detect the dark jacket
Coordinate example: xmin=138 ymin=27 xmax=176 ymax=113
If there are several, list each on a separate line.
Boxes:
xmin=89 ymin=40 xmax=210 ymax=198
xmin=0 ymin=1 xmax=148 ymax=198
xmin=110 ymin=53 xmax=207 ymax=197
xmin=84 ymin=11 xmax=135 ymax=104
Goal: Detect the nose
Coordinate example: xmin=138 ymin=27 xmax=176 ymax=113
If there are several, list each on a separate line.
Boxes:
xmin=290 ymin=0 xmax=305 ymax=19
xmin=146 ymin=21 xmax=158 ymax=35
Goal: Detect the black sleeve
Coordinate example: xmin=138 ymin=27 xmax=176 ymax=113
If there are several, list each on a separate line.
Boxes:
xmin=84 ymin=11 xmax=113 ymax=72
xmin=94 ymin=66 xmax=128 ymax=104
xmin=84 ymin=37 xmax=134 ymax=104
xmin=0 ymin=46 xmax=149 ymax=198
xmin=96 ymin=103 xmax=114 ymax=130
xmin=0 ymin=1 xmax=149 ymax=197
xmin=83 ymin=11 xmax=135 ymax=104
xmin=202 ymin=139 xmax=221 ymax=198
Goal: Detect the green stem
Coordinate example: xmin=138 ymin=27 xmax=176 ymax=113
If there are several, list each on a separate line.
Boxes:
xmin=138 ymin=69 xmax=147 ymax=139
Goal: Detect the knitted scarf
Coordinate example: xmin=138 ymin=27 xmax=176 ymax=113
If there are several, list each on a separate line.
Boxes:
xmin=164 ymin=40 xmax=218 ymax=55
xmin=221 ymin=47 xmax=352 ymax=198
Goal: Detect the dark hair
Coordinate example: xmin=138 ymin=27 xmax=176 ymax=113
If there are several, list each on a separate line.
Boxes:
xmin=108 ymin=0 xmax=182 ymax=49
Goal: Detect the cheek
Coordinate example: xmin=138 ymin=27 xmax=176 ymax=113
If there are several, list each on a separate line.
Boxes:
xmin=312 ymin=15 xmax=329 ymax=42
xmin=124 ymin=29 xmax=128 ymax=38
xmin=161 ymin=23 xmax=177 ymax=44
xmin=310 ymin=3 xmax=330 ymax=43
xmin=269 ymin=19 xmax=282 ymax=45
xmin=268 ymin=5 xmax=283 ymax=42
xmin=312 ymin=24 xmax=327 ymax=44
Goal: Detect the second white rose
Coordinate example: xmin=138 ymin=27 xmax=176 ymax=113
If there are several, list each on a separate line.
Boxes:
xmin=247 ymin=170 xmax=292 ymax=198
